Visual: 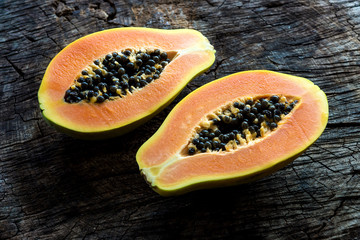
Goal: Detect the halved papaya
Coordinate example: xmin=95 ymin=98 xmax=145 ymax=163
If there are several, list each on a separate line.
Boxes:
xmin=136 ymin=70 xmax=328 ymax=196
xmin=38 ymin=28 xmax=215 ymax=139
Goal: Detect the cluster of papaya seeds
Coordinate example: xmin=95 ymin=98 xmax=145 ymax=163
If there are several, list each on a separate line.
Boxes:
xmin=187 ymin=95 xmax=299 ymax=155
xmin=38 ymin=28 xmax=328 ymax=196
xmin=64 ymin=49 xmax=171 ymax=104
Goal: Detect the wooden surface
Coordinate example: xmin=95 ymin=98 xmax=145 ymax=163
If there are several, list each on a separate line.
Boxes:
xmin=1 ymin=0 xmax=360 ymax=239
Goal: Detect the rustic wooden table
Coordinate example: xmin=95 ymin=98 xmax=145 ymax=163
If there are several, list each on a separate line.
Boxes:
xmin=1 ymin=0 xmax=359 ymax=239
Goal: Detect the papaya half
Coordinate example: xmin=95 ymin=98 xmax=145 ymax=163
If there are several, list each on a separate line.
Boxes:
xmin=38 ymin=28 xmax=215 ymax=139
xmin=136 ymin=70 xmax=329 ymax=196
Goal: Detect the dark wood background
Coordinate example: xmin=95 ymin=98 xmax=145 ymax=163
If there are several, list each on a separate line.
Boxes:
xmin=1 ymin=0 xmax=360 ymax=239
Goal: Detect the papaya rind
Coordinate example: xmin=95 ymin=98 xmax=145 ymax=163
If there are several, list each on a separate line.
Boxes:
xmin=147 ymin=152 xmax=304 ymax=196
xmin=136 ymin=70 xmax=329 ymax=196
xmin=38 ymin=28 xmax=215 ymax=139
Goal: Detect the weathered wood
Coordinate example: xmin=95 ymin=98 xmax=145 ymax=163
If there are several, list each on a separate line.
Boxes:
xmin=1 ymin=0 xmax=360 ymax=239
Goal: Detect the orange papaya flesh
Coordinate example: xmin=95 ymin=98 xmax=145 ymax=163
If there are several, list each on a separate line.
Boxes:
xmin=136 ymin=70 xmax=328 ymax=196
xmin=38 ymin=28 xmax=215 ymax=139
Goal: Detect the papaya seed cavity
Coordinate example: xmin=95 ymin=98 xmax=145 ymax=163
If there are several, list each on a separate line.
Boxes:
xmin=187 ymin=95 xmax=300 ymax=155
xmin=64 ymin=49 xmax=172 ymax=104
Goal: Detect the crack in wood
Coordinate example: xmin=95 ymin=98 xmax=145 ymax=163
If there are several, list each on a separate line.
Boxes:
xmin=24 ymin=35 xmax=36 ymax=42
xmin=264 ymin=1 xmax=289 ymax=9
xmin=330 ymin=197 xmax=345 ymax=220
xmin=326 ymin=122 xmax=360 ymax=128
xmin=4 ymin=57 xmax=24 ymax=77
xmin=45 ymin=31 xmax=62 ymax=49
xmin=64 ymin=16 xmax=80 ymax=33
xmin=104 ymin=0 xmax=117 ymax=22
xmin=204 ymin=57 xmax=228 ymax=79
xmin=218 ymin=0 xmax=227 ymax=9
xmin=39 ymin=6 xmax=49 ymax=17
xmin=291 ymin=166 xmax=323 ymax=206
xmin=305 ymin=152 xmax=345 ymax=176
xmin=204 ymin=0 xmax=215 ymax=7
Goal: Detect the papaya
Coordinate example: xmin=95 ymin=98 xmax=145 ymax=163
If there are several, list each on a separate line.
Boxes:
xmin=136 ymin=70 xmax=329 ymax=196
xmin=38 ymin=28 xmax=215 ymax=139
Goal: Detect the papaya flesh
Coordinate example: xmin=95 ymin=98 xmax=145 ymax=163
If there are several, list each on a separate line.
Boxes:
xmin=38 ymin=28 xmax=215 ymax=139
xmin=136 ymin=70 xmax=329 ymax=196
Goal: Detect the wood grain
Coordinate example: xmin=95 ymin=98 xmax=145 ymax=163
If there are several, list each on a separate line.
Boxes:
xmin=1 ymin=0 xmax=359 ymax=239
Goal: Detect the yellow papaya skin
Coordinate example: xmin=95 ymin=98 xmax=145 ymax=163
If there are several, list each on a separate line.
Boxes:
xmin=38 ymin=28 xmax=215 ymax=139
xmin=136 ymin=70 xmax=329 ymax=196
